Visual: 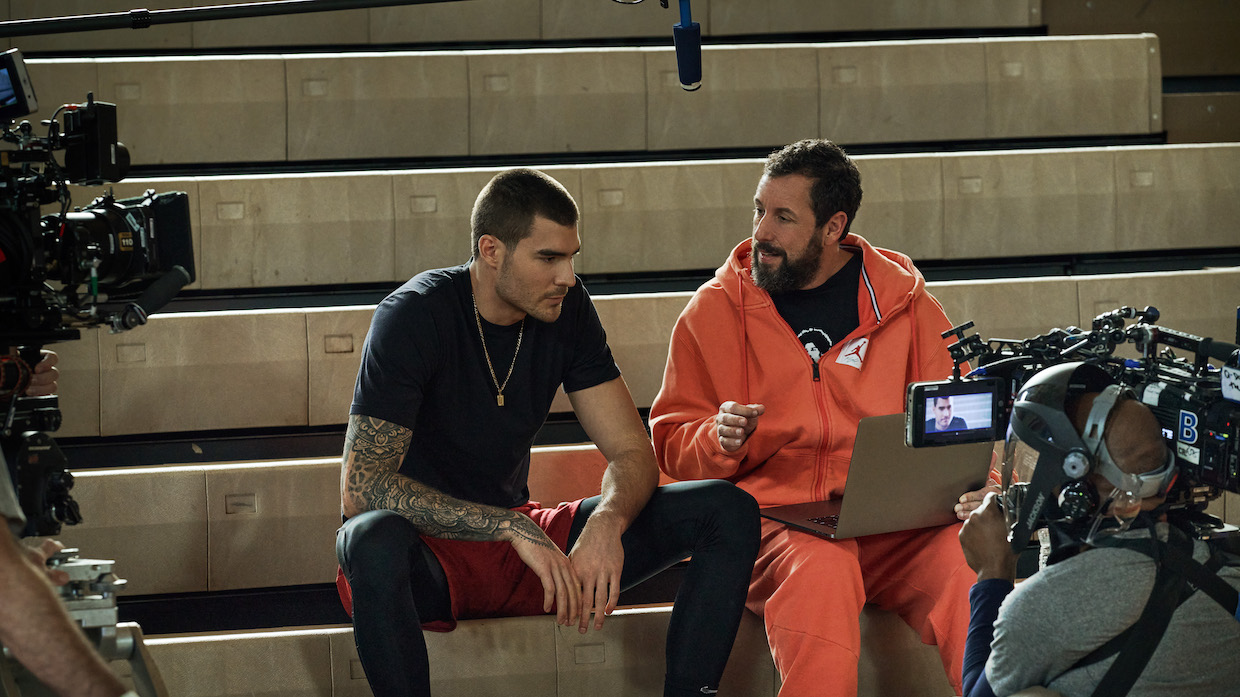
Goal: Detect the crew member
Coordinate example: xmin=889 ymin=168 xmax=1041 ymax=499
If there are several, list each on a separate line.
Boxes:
xmin=960 ymin=362 xmax=1240 ymax=696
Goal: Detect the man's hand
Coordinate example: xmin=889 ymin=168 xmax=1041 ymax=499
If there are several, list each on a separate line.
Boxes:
xmin=506 ymin=517 xmax=581 ymax=626
xmin=959 ymin=492 xmax=1017 ymax=583
xmin=568 ymin=512 xmax=625 ymax=634
xmin=23 ymin=539 xmax=69 ymax=586
xmin=955 ymin=483 xmax=1001 ymax=520
xmin=22 ymin=350 xmax=59 ymax=397
xmin=716 ymin=402 xmax=765 ymax=452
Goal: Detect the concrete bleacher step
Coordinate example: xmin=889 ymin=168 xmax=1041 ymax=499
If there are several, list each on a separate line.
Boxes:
xmin=51 ymin=267 xmax=1240 ymax=439
xmin=49 ymin=441 xmax=1238 ymax=600
xmin=24 ymin=34 xmax=1160 ymax=166
xmin=130 ymin=605 xmax=959 ymax=697
xmin=1163 ymin=92 xmax=1240 ymax=144
xmin=47 ymin=445 xmax=635 ymax=596
xmin=1043 ymin=0 xmax=1240 ymax=77
xmin=58 ymin=143 xmax=1240 ymax=292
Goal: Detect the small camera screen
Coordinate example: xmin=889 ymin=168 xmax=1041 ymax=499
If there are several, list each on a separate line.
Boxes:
xmin=923 ymin=392 xmax=993 ymax=435
xmin=906 ymin=376 xmax=1005 ymax=447
xmin=0 ymin=49 xmax=35 ymax=121
xmin=0 ymin=68 xmax=17 ymax=109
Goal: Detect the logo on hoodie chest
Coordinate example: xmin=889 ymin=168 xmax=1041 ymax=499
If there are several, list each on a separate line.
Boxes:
xmin=835 ymin=337 xmax=869 ymax=370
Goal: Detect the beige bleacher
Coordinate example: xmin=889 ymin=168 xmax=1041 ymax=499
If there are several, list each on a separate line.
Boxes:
xmin=64 ymin=445 xmax=957 ymax=697
xmin=1043 ymin=0 xmax=1240 ymax=77
xmin=53 ymin=267 xmax=1240 ymax=439
xmin=49 ymin=267 xmax=1239 ymax=694
xmin=5 ymin=1 xmax=1043 ymax=52
xmin=47 ymin=268 xmax=1240 ymax=591
xmin=128 ymin=603 xmax=964 ymax=697
xmin=48 ymin=263 xmax=1240 ymax=601
xmin=57 ymin=441 xmax=1233 ymax=696
xmin=56 ymin=143 xmax=1240 ymax=291
xmin=22 ymin=33 xmax=1160 ymax=165
xmin=52 ymin=441 xmax=1240 ymax=596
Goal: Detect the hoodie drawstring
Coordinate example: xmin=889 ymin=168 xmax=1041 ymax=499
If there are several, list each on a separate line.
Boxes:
xmin=738 ymin=270 xmax=750 ymax=404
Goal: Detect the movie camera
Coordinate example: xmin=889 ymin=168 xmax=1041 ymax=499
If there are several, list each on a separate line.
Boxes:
xmin=906 ymin=306 xmax=1240 ymax=543
xmin=0 ymin=46 xmax=195 ymax=538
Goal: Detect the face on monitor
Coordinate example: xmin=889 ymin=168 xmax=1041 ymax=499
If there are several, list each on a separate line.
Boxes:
xmin=906 ymin=377 xmax=1003 ymax=447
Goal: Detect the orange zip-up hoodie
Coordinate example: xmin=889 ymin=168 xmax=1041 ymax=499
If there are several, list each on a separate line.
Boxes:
xmin=651 ymin=234 xmax=958 ymax=506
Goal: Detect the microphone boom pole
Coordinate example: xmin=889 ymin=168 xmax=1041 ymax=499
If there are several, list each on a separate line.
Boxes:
xmin=0 ymin=0 xmax=464 ymax=39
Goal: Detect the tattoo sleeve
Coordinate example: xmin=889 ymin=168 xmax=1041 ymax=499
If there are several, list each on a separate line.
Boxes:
xmin=341 ymin=414 xmax=555 ymax=549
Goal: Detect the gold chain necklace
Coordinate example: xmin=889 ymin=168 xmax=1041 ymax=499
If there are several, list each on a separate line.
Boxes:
xmin=472 ymin=292 xmax=524 ymax=407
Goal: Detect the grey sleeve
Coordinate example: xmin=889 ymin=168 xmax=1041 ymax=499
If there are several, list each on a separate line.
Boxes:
xmin=985 ymin=551 xmax=1155 ymax=696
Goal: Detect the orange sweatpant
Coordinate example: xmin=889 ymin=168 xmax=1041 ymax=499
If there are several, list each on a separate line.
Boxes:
xmin=747 ymin=518 xmax=972 ymax=697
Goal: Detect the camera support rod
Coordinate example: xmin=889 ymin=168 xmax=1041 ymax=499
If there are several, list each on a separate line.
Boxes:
xmin=0 ymin=0 xmax=462 ymax=39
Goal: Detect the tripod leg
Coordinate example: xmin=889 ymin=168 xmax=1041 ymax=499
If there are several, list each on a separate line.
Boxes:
xmin=115 ymin=624 xmax=168 ymax=697
xmin=115 ymin=620 xmax=168 ymax=694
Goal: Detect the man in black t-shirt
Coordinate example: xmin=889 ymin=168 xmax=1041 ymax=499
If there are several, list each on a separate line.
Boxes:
xmin=336 ymin=169 xmax=760 ymax=697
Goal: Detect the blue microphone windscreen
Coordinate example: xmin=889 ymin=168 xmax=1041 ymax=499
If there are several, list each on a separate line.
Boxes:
xmin=672 ymin=21 xmax=702 ymax=91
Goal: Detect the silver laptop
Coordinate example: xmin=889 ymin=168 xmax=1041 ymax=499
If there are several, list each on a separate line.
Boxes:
xmin=759 ymin=414 xmax=993 ymax=539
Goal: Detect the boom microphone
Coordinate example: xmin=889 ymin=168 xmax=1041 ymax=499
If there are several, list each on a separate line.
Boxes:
xmin=613 ymin=0 xmax=701 ymax=90
xmin=671 ymin=0 xmax=701 ymax=91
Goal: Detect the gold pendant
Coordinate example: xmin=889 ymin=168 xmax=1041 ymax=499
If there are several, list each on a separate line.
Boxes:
xmin=497 ymin=394 xmax=505 ymax=407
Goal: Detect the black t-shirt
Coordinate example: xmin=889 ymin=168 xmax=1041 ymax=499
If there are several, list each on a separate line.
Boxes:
xmin=772 ymin=253 xmax=862 ymax=362
xmin=351 ymin=264 xmax=621 ymax=508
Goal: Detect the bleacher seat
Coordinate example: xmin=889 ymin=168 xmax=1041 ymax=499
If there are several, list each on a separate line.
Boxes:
xmin=22 ymin=35 xmax=1161 ymax=166
xmin=52 ymin=267 xmax=1240 ymax=437
xmin=54 ymin=144 xmax=1240 ymax=292
xmin=133 ymin=604 xmax=969 ymax=697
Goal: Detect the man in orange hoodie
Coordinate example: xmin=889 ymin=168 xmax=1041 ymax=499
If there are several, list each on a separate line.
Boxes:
xmin=650 ymin=139 xmax=997 ymax=697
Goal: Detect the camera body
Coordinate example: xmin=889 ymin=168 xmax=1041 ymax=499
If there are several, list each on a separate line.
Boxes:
xmin=906 ymin=307 xmax=1240 ymax=528
xmin=0 ymin=49 xmax=195 ymax=344
xmin=1122 ymin=349 xmax=1239 ymax=497
xmin=0 ymin=48 xmax=195 ymax=537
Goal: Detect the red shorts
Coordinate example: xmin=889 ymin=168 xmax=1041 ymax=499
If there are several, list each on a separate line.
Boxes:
xmin=336 ymin=499 xmax=581 ymax=632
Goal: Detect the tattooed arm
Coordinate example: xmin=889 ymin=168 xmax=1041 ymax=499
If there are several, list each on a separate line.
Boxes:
xmin=340 ymin=413 xmax=581 ymax=622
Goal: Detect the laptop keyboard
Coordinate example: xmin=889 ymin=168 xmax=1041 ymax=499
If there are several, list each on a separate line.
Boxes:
xmin=809 ymin=514 xmax=840 ymax=528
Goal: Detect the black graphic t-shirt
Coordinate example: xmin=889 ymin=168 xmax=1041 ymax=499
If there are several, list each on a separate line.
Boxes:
xmin=772 ymin=253 xmax=862 ymax=362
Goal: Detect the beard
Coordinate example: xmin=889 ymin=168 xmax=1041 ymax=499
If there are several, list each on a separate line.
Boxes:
xmin=495 ymin=258 xmax=566 ymax=323
xmin=750 ymin=232 xmax=826 ymax=295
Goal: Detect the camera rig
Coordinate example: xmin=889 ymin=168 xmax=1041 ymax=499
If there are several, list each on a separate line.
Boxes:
xmin=0 ymin=548 xmax=167 ymax=697
xmin=0 ymin=44 xmax=190 ymax=697
xmin=937 ymin=306 xmax=1240 ymax=539
xmin=0 ymin=47 xmax=195 ymax=539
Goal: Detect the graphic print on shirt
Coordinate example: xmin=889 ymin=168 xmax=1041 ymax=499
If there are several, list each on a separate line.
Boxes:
xmin=835 ymin=337 xmax=869 ymax=370
xmin=796 ymin=328 xmax=834 ymax=362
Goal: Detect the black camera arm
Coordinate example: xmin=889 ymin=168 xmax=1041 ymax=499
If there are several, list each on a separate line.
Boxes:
xmin=0 ymin=0 xmax=464 ymax=38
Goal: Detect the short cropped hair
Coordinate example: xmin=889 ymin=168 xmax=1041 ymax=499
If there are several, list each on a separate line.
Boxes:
xmin=470 ymin=169 xmax=579 ymax=257
xmin=764 ymin=139 xmax=863 ymax=233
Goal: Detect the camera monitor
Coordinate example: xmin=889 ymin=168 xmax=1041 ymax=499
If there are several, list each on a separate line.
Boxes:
xmin=0 ymin=49 xmax=37 ymax=122
xmin=906 ymin=377 xmax=1004 ymax=447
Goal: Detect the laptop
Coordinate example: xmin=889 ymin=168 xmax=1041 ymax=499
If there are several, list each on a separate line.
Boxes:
xmin=759 ymin=414 xmax=993 ymax=539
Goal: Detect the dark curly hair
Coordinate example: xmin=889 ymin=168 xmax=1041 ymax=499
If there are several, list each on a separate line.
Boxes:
xmin=763 ymin=139 xmax=862 ymax=233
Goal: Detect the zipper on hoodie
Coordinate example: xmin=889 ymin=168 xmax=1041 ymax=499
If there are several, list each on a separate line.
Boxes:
xmin=811 ymin=360 xmax=820 ymax=381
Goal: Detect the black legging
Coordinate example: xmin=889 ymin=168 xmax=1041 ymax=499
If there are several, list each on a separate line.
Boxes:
xmin=336 ymin=479 xmax=760 ymax=697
